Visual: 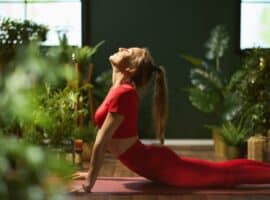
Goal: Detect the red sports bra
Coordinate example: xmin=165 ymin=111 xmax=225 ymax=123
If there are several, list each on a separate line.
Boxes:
xmin=94 ymin=83 xmax=138 ymax=138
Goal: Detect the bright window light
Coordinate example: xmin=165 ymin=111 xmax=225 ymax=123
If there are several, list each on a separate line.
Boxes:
xmin=0 ymin=0 xmax=82 ymax=46
xmin=0 ymin=3 xmax=25 ymax=19
xmin=241 ymin=0 xmax=270 ymax=49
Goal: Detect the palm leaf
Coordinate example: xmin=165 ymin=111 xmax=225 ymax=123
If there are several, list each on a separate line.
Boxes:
xmin=226 ymin=69 xmax=247 ymax=92
xmin=86 ymin=40 xmax=105 ymax=61
xmin=73 ymin=40 xmax=105 ymax=65
xmin=190 ymin=68 xmax=224 ymax=90
xmin=221 ymin=92 xmax=242 ymax=122
xmin=181 ymin=54 xmax=205 ymax=68
xmin=188 ymin=88 xmax=221 ymax=113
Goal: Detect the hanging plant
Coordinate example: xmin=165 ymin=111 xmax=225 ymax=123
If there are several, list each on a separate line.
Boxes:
xmin=0 ymin=18 xmax=48 ymax=70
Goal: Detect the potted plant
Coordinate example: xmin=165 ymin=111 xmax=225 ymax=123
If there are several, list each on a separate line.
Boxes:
xmin=226 ymin=49 xmax=270 ymax=160
xmin=29 ymin=85 xmax=89 ymax=147
xmin=233 ymin=49 xmax=270 ymax=136
xmin=220 ymin=121 xmax=249 ymax=159
xmin=181 ymin=25 xmax=241 ymax=156
xmin=71 ymin=41 xmax=105 ymax=122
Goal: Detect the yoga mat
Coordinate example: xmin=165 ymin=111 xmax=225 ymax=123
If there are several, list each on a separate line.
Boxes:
xmin=69 ymin=176 xmax=270 ymax=195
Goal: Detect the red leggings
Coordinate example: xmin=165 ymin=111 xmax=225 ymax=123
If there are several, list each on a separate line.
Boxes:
xmin=117 ymin=140 xmax=270 ymax=188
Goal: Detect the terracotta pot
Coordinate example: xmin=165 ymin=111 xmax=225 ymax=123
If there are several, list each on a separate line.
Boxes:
xmin=225 ymin=145 xmax=242 ymax=160
xmin=212 ymin=130 xmax=226 ymax=157
xmin=81 ymin=142 xmax=93 ymax=161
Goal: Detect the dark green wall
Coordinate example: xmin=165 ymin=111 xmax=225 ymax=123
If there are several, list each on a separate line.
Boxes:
xmin=89 ymin=0 xmax=240 ymax=138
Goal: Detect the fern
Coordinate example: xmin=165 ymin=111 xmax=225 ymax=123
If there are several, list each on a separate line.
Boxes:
xmin=220 ymin=121 xmax=249 ymax=147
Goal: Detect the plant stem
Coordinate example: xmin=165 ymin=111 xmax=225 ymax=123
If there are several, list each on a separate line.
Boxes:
xmin=216 ymin=57 xmax=220 ymax=71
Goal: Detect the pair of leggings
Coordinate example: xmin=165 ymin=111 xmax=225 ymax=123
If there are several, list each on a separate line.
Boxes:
xmin=117 ymin=139 xmax=270 ymax=188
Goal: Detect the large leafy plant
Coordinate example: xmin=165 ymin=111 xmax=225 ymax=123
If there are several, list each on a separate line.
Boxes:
xmin=0 ymin=41 xmax=74 ymax=199
xmin=24 ymin=86 xmax=89 ymax=147
xmin=181 ymin=25 xmax=240 ymax=123
xmin=29 ymin=83 xmax=100 ymax=147
xmin=0 ymin=136 xmax=73 ymax=200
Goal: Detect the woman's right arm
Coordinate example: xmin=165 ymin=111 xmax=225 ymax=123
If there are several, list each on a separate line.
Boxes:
xmin=71 ymin=112 xmax=123 ymax=192
xmin=85 ymin=112 xmax=124 ymax=190
xmin=72 ymin=89 xmax=136 ymax=192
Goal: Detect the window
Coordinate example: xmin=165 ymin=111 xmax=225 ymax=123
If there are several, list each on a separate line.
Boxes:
xmin=241 ymin=0 xmax=270 ymax=49
xmin=0 ymin=0 xmax=82 ymax=46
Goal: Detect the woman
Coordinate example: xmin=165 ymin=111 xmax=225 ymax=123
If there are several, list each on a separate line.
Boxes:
xmin=72 ymin=47 xmax=270 ymax=192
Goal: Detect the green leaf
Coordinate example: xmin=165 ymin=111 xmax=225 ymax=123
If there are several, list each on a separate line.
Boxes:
xmin=90 ymin=40 xmax=105 ymax=57
xmin=180 ymin=54 xmax=204 ymax=67
xmin=188 ymin=88 xmax=221 ymax=113
xmin=221 ymin=92 xmax=242 ymax=122
xmin=220 ymin=121 xmax=249 ymax=146
xmin=226 ymin=69 xmax=247 ymax=92
xmin=190 ymin=68 xmax=224 ymax=90
xmin=205 ymin=25 xmax=230 ymax=60
xmin=204 ymin=124 xmax=221 ymax=131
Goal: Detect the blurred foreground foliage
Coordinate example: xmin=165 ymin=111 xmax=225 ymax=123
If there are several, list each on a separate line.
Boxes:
xmin=0 ymin=136 xmax=74 ymax=200
xmin=0 ymin=41 xmax=76 ymax=199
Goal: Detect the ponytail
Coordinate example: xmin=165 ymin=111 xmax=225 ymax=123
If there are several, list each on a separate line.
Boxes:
xmin=152 ymin=66 xmax=168 ymax=145
xmin=129 ymin=48 xmax=168 ymax=144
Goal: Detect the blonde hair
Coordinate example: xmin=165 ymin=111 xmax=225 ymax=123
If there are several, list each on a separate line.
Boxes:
xmin=131 ymin=48 xmax=168 ymax=144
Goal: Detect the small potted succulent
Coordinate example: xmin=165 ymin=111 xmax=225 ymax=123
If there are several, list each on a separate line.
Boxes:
xmin=220 ymin=121 xmax=249 ymax=159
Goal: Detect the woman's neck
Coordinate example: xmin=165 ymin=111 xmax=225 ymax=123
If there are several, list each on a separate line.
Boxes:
xmin=112 ymin=70 xmax=135 ymax=88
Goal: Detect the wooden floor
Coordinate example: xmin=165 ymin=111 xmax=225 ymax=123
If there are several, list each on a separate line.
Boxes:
xmin=70 ymin=143 xmax=270 ymax=200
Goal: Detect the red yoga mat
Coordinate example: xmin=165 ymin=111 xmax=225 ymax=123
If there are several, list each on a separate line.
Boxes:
xmin=68 ymin=176 xmax=270 ymax=195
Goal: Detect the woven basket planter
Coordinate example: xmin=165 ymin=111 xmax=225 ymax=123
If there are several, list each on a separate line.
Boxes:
xmin=247 ymin=134 xmax=267 ymax=161
xmin=212 ymin=130 xmax=227 ymax=157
